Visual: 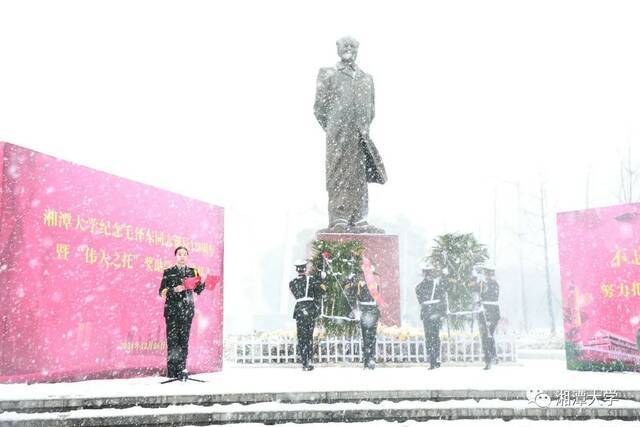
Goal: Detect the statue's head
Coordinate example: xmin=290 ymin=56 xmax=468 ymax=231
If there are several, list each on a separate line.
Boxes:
xmin=336 ymin=36 xmax=359 ymax=62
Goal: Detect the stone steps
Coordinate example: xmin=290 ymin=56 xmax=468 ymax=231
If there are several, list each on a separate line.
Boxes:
xmin=2 ymin=390 xmax=639 ymax=426
xmin=2 ymin=389 xmax=640 ymax=413
xmin=2 ymin=400 xmax=640 ymax=426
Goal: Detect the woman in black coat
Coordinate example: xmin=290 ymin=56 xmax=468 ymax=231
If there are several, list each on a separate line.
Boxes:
xmin=159 ymin=246 xmax=204 ymax=379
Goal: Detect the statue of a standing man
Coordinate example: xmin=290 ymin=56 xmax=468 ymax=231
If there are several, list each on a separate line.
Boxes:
xmin=314 ymin=37 xmax=387 ymax=234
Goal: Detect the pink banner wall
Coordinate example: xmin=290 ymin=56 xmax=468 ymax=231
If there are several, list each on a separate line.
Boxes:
xmin=0 ymin=142 xmax=224 ymax=383
xmin=557 ymin=202 xmax=640 ymax=370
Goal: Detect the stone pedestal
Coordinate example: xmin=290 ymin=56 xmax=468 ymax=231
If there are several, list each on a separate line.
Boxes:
xmin=316 ymin=232 xmax=400 ymax=326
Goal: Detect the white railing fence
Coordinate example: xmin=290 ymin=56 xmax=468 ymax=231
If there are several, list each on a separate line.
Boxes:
xmin=231 ymin=334 xmax=517 ymax=364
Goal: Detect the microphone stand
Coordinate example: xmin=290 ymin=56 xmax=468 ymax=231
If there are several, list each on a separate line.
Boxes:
xmin=161 ymin=372 xmax=206 ymax=384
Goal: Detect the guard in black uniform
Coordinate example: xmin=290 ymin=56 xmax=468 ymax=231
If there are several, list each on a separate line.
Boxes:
xmin=159 ymin=246 xmax=205 ymax=380
xmin=415 ymin=263 xmax=447 ymax=369
xmin=471 ymin=266 xmax=501 ymax=370
xmin=348 ymin=272 xmax=380 ymax=370
xmin=289 ymin=259 xmax=322 ymax=371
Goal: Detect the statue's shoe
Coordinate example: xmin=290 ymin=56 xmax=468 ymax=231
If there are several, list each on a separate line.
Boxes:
xmin=350 ymin=223 xmax=385 ymax=234
xmin=319 ymin=222 xmax=350 ymax=234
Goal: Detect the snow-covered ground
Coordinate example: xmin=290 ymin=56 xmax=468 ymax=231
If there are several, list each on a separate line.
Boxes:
xmin=1 ymin=359 xmax=637 ymax=400
xmin=207 ymin=422 xmax=640 ymax=427
xmin=3 ymin=398 xmax=640 ymax=423
xmin=2 ymin=360 xmax=639 ymax=426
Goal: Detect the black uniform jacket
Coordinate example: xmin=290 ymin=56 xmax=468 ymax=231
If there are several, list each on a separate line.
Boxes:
xmin=480 ymin=278 xmax=501 ymax=321
xmin=352 ymin=277 xmax=381 ymax=318
xmin=289 ymin=274 xmax=321 ymax=320
xmin=355 ymin=278 xmax=377 ymax=304
xmin=159 ymin=265 xmax=205 ymax=318
xmin=415 ymin=278 xmax=447 ymax=320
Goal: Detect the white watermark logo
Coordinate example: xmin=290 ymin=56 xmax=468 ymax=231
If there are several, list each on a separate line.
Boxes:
xmin=526 ymin=389 xmax=552 ymax=408
xmin=527 ymin=389 xmax=620 ymax=408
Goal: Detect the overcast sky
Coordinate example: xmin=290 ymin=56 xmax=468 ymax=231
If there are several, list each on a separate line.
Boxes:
xmin=2 ymin=1 xmax=639 ymax=331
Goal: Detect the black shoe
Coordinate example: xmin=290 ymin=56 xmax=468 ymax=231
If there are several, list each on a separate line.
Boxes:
xmin=429 ymin=362 xmax=441 ymax=370
xmin=321 ymin=221 xmax=349 ymax=233
xmin=483 ymin=361 xmax=492 ymax=370
xmin=302 ymin=364 xmax=314 ymax=371
xmin=179 ymin=369 xmax=189 ymax=381
xmin=351 ymin=222 xmax=385 ymax=234
xmin=364 ymin=360 xmax=376 ymax=370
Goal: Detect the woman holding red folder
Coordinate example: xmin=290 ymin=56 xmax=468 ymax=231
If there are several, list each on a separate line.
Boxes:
xmin=159 ymin=246 xmax=205 ymax=380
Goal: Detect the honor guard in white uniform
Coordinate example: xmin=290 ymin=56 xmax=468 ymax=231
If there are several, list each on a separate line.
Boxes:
xmin=289 ymin=259 xmax=322 ymax=371
xmin=471 ymin=266 xmax=501 ymax=370
xmin=415 ymin=263 xmax=447 ymax=369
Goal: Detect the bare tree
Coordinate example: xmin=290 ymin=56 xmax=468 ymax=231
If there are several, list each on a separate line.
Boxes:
xmin=619 ymin=144 xmax=638 ymax=203
xmin=497 ymin=180 xmax=530 ymax=332
xmin=539 ymin=183 xmax=556 ymax=335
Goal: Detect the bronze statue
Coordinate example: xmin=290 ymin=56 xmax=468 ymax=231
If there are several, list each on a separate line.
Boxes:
xmin=314 ymin=36 xmax=387 ymax=234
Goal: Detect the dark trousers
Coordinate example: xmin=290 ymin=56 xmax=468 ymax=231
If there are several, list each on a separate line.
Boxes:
xmin=422 ymin=315 xmax=442 ymax=365
xmin=296 ymin=317 xmax=316 ymax=367
xmin=479 ymin=311 xmax=499 ymax=363
xmin=165 ymin=311 xmax=194 ymax=377
xmin=360 ymin=306 xmax=380 ymax=366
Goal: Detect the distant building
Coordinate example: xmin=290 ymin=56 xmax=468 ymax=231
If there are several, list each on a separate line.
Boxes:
xmin=580 ymin=329 xmax=640 ymax=365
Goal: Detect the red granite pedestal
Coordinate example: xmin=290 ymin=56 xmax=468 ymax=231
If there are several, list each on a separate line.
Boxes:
xmin=316 ymin=232 xmax=400 ymax=326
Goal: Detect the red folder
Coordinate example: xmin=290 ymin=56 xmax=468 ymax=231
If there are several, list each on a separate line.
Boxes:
xmin=182 ymin=276 xmax=201 ymax=290
xmin=204 ymin=275 xmax=220 ymax=290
